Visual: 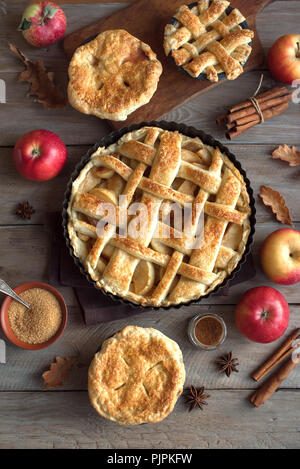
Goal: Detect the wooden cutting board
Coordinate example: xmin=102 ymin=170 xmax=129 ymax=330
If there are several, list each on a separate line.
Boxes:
xmin=28 ymin=1 xmax=131 ymax=3
xmin=63 ymin=0 xmax=291 ymax=129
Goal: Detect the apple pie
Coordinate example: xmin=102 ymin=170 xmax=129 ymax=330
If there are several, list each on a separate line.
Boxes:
xmin=164 ymin=0 xmax=254 ymax=82
xmin=68 ymin=29 xmax=162 ymax=121
xmin=88 ymin=326 xmax=185 ymax=425
xmin=66 ymin=125 xmax=253 ymax=307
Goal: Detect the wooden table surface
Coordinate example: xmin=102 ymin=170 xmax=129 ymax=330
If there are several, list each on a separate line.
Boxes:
xmin=0 ymin=1 xmax=300 ymax=449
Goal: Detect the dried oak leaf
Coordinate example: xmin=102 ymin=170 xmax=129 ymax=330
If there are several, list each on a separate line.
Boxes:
xmin=9 ymin=43 xmax=67 ymax=109
xmin=259 ymin=185 xmax=293 ymax=226
xmin=42 ymin=356 xmax=77 ymax=390
xmin=272 ymin=144 xmax=300 ymax=167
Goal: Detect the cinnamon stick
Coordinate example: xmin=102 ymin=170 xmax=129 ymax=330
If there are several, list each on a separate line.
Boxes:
xmin=250 ymin=357 xmax=299 ymax=408
xmin=225 ymin=102 xmax=289 ymax=140
xmin=252 ymin=328 xmax=300 ymax=382
xmin=216 ymin=85 xmax=291 ymax=140
xmin=228 ymin=86 xmax=289 ymax=114
xmin=216 ymin=111 xmax=227 ymax=126
xmin=226 ymin=93 xmax=291 ymax=125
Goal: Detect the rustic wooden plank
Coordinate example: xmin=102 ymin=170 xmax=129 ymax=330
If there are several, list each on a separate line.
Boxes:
xmin=63 ymin=0 xmax=269 ymax=131
xmin=1 ymin=144 xmax=299 ymax=225
xmin=1 ymin=223 xmax=300 ymax=305
xmin=28 ymin=1 xmax=131 ymax=3
xmin=0 ymin=146 xmax=91 ymax=225
xmin=0 ymin=70 xmax=299 ymax=146
xmin=1 ymin=301 xmax=300 ymax=391
xmin=1 ymin=1 xmax=298 ymax=72
xmin=3 ymin=1 xmax=298 ymax=71
xmin=0 ymin=389 xmax=299 ymax=448
xmin=0 ymin=223 xmax=300 ymax=391
xmin=0 ymin=3 xmax=126 ymax=73
xmin=1 ymin=1 xmax=300 ymax=449
xmin=1 ymin=3 xmax=299 ymax=145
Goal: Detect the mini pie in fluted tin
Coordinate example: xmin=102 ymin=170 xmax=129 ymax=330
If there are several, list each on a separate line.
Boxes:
xmin=164 ymin=0 xmax=254 ymax=82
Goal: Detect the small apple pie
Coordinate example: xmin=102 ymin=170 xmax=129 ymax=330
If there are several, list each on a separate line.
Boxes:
xmin=88 ymin=326 xmax=185 ymax=425
xmin=68 ymin=29 xmax=162 ymax=121
xmin=164 ymin=0 xmax=254 ymax=82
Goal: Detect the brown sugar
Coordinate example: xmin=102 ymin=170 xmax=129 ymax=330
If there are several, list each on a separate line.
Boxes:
xmin=195 ymin=315 xmax=224 ymax=346
xmin=8 ymin=288 xmax=62 ymax=344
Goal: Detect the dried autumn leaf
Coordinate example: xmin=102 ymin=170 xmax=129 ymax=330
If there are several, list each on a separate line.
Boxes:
xmin=42 ymin=356 xmax=77 ymax=390
xmin=272 ymin=144 xmax=300 ymax=167
xmin=259 ymin=185 xmax=293 ymax=226
xmin=9 ymin=43 xmax=67 ymax=109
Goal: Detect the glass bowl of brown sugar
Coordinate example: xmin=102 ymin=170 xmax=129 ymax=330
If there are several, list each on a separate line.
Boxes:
xmin=0 ymin=282 xmax=67 ymax=350
xmin=188 ymin=313 xmax=227 ymax=350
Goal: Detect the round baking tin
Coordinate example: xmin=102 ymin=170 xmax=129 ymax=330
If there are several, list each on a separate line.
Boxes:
xmin=62 ymin=120 xmax=256 ymax=311
xmin=166 ymin=1 xmax=252 ymax=82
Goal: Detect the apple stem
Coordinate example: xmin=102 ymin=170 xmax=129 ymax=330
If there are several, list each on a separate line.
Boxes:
xmin=297 ymin=42 xmax=300 ymax=59
xmin=32 ymin=148 xmax=40 ymax=158
xmin=261 ymin=311 xmax=268 ymax=320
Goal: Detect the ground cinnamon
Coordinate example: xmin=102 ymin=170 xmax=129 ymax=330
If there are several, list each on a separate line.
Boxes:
xmin=195 ymin=316 xmax=224 ymax=346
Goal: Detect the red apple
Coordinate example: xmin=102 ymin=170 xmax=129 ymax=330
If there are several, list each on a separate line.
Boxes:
xmin=18 ymin=1 xmax=66 ymax=48
xmin=235 ymin=286 xmax=289 ymax=343
xmin=13 ymin=129 xmax=67 ymax=181
xmin=267 ymin=34 xmax=300 ymax=84
xmin=260 ymin=228 xmax=300 ymax=285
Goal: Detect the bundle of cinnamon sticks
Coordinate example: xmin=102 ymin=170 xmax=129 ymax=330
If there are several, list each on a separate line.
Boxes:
xmin=216 ymin=86 xmax=292 ymax=140
xmin=250 ymin=328 xmax=300 ymax=408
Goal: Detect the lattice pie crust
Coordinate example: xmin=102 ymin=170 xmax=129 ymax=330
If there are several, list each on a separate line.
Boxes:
xmin=67 ymin=126 xmax=252 ymax=307
xmin=164 ymin=0 xmax=254 ymax=82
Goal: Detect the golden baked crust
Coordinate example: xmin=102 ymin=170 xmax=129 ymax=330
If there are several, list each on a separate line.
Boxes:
xmin=68 ymin=30 xmax=162 ymax=121
xmin=164 ymin=0 xmax=254 ymax=82
xmin=67 ymin=126 xmax=252 ymax=307
xmin=88 ymin=326 xmax=185 ymax=425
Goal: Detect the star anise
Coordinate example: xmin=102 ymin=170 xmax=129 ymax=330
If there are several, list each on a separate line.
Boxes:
xmin=216 ymin=351 xmax=239 ymax=377
xmin=15 ymin=201 xmax=35 ymax=220
xmin=184 ymin=385 xmax=210 ymax=412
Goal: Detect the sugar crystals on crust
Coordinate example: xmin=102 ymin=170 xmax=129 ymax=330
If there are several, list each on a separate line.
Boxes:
xmin=68 ymin=29 xmax=163 ymax=121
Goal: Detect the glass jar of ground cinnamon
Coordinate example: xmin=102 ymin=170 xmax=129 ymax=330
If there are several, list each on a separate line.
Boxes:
xmin=188 ymin=313 xmax=227 ymax=350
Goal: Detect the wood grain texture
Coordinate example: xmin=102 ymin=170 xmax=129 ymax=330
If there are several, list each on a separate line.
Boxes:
xmin=0 ymin=3 xmax=126 ymax=73
xmin=1 ymin=222 xmax=300 ymax=307
xmin=64 ymin=0 xmax=272 ymax=129
xmin=2 ymin=144 xmax=300 ymax=225
xmin=1 ymin=1 xmax=300 ymax=449
xmin=63 ymin=0 xmax=300 ymax=130
xmin=28 ymin=0 xmax=131 ymax=3
xmin=1 ymin=71 xmax=300 ymax=146
xmin=2 ymin=4 xmax=299 ymax=145
xmin=0 ymin=390 xmax=299 ymax=449
xmin=2 ymin=2 xmax=299 ymax=72
xmin=1 ymin=299 xmax=300 ymax=390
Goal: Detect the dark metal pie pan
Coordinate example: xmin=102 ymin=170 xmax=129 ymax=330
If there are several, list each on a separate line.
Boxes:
xmin=166 ymin=1 xmax=252 ymax=82
xmin=62 ymin=120 xmax=256 ymax=311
